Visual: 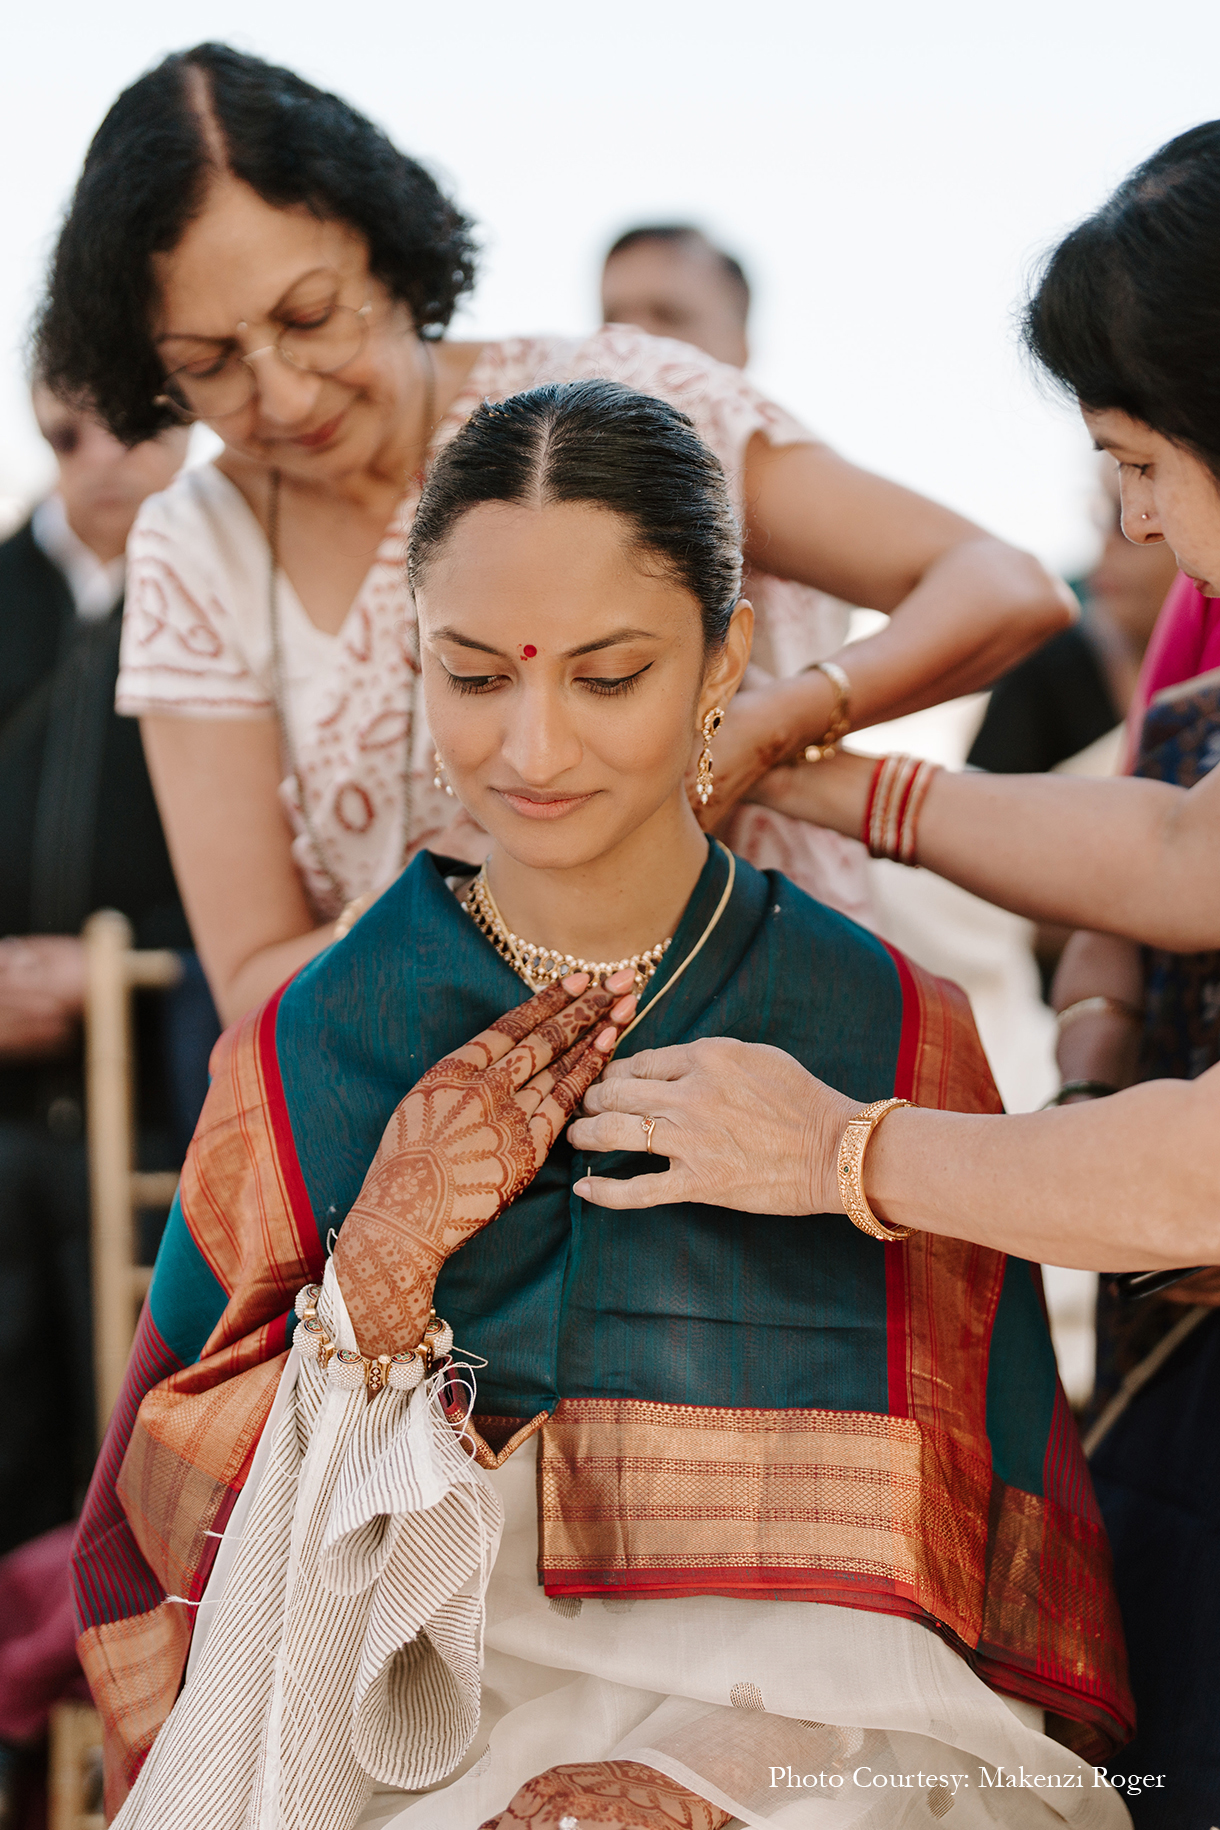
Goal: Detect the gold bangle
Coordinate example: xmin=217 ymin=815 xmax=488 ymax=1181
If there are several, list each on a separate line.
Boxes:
xmin=836 ymin=1097 xmax=915 ymax=1241
xmin=802 ymin=658 xmax=852 ymax=762
xmin=1055 ymin=995 xmax=1143 ymax=1033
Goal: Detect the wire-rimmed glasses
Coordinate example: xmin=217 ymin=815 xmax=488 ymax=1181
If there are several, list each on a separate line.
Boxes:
xmin=155 ymin=297 xmax=373 ymax=422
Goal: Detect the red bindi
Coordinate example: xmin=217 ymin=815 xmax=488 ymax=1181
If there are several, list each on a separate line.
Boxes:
xmin=521 ymin=644 xmax=537 ymax=659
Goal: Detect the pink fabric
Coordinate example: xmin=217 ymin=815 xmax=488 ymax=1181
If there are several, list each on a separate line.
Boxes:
xmin=1123 ymin=572 xmax=1220 ymax=767
xmin=0 ymin=1523 xmax=89 ymax=1744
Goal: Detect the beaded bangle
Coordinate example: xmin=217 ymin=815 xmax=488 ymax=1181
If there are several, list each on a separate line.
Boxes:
xmin=293 ymin=1284 xmax=454 ymax=1396
xmin=802 ymin=659 xmax=852 ymax=762
xmin=836 ymin=1098 xmax=915 ymax=1241
xmin=862 ymin=754 xmax=941 ymax=864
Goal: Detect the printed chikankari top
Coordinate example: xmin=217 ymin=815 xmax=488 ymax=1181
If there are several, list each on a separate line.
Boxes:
xmin=117 ymin=327 xmax=866 ymax=921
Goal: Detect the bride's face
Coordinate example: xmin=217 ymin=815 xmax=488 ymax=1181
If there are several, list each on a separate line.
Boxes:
xmin=416 ymin=499 xmax=750 ymax=870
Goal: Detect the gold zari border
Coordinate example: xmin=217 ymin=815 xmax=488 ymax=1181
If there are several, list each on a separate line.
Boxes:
xmin=537 ymin=1398 xmax=990 ymax=1645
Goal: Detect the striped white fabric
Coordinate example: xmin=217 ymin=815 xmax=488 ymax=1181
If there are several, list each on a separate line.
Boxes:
xmin=114 ymin=1262 xmax=503 ymax=1830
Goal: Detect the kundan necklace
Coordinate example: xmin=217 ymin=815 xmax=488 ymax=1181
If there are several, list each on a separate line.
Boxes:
xmin=466 ymin=866 xmax=671 ymax=992
xmin=464 ymin=843 xmax=738 ymax=1046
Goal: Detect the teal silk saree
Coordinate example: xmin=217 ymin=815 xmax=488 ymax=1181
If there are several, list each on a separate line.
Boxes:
xmin=72 ymin=843 xmax=1132 ymax=1809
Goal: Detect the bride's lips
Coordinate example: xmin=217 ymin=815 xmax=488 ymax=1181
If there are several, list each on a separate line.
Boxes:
xmin=291 ymin=409 xmax=347 ymax=450
xmin=494 ymin=788 xmax=597 ymax=821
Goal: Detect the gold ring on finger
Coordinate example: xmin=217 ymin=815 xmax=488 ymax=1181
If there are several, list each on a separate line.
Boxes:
xmin=641 ymin=1115 xmax=657 ymax=1154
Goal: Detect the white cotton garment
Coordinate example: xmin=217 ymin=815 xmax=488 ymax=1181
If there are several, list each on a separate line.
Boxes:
xmin=357 ymin=1439 xmax=1131 ymax=1830
xmin=112 ymin=1262 xmax=503 ymax=1830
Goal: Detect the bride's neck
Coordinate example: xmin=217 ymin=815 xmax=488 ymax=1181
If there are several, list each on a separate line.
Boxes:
xmin=485 ymin=795 xmax=711 ymax=962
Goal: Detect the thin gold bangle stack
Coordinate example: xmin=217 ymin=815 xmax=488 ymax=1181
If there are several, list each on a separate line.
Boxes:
xmin=836 ymin=1098 xmax=915 ymax=1241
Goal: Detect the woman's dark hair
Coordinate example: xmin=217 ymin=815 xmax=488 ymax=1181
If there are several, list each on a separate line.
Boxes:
xmin=33 ymin=43 xmax=478 ymax=444
xmin=408 ymin=380 xmax=742 ymax=652
xmin=1024 ymin=121 xmax=1220 ymax=476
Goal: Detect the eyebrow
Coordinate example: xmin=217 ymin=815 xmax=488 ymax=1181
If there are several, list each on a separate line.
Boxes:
xmin=432 ymin=625 xmax=660 ymax=659
xmin=155 ymin=267 xmax=340 ymax=347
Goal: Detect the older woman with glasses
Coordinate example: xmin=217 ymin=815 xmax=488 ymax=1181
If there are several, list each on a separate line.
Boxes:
xmin=36 ymin=42 xmax=1069 ymax=1026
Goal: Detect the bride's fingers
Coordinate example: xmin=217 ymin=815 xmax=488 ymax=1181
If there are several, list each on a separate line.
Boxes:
xmin=526 ymin=1024 xmax=625 ymax=1152
xmin=497 ymin=986 xmax=636 ymax=1096
xmin=440 ymin=973 xmax=614 ymax=1076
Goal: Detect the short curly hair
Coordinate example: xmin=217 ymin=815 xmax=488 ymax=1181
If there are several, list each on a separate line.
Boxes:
xmin=33 ymin=43 xmax=479 ymax=445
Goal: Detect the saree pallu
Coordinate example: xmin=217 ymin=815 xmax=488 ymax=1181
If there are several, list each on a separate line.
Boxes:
xmin=72 ymin=844 xmax=1132 ymax=1813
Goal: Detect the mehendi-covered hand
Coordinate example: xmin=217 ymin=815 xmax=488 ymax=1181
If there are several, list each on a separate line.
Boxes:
xmin=478 ymin=1760 xmax=732 ymax=1829
xmin=333 ymin=970 xmax=636 ymax=1354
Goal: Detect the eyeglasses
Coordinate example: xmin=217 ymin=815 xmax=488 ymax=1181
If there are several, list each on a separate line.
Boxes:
xmin=155 ymin=298 xmax=373 ymax=422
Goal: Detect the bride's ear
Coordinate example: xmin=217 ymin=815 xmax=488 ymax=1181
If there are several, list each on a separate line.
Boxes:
xmin=702 ymin=598 xmax=753 ymax=711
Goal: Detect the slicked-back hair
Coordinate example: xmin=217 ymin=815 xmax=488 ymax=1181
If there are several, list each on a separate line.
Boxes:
xmin=33 ymin=43 xmax=478 ymax=445
xmin=408 ymin=380 xmax=742 ymax=652
xmin=1024 ymin=120 xmax=1220 ymax=477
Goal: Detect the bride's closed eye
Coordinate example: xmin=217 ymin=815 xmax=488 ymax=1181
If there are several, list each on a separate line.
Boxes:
xmin=440 ymin=663 xmax=654 ymax=697
xmin=443 ymin=667 xmax=507 ymax=696
xmin=578 ymin=663 xmax=652 ymax=697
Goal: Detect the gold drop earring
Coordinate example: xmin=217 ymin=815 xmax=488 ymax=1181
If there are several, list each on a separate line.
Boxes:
xmin=695 ymin=706 xmax=725 ymax=807
xmin=433 ymin=749 xmax=454 ymax=797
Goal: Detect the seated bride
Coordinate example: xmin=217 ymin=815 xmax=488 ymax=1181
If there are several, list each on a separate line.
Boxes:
xmin=76 ymin=381 xmax=1132 ymax=1829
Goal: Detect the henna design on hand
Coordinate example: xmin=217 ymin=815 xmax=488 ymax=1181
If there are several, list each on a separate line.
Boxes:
xmin=332 ymin=980 xmax=625 ymax=1354
xmin=478 ymin=1760 xmax=733 ymax=1829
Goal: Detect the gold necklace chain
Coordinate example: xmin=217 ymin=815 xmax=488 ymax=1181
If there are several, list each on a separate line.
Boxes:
xmin=465 ymin=867 xmax=671 ymax=992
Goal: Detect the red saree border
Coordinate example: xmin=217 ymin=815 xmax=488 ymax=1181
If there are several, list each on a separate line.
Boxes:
xmin=79 ymin=988 xmax=322 ymax=1812
xmin=536 ymin=1396 xmax=1132 ymax=1762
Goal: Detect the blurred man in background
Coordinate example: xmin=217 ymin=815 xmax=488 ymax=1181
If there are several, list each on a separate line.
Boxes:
xmin=601 ymin=223 xmax=750 ymax=368
xmin=0 ymin=385 xmax=195 ymax=1555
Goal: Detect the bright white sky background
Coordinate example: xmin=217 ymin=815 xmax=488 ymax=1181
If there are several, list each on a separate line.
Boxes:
xmin=3 ymin=0 xmax=1219 ymax=576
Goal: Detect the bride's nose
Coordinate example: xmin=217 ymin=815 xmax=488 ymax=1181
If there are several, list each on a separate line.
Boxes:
xmin=499 ymin=684 xmax=583 ymax=785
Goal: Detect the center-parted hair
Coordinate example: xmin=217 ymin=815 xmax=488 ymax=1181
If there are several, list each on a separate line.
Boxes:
xmin=33 ymin=43 xmax=477 ymax=446
xmin=408 ymin=380 xmax=742 ymax=651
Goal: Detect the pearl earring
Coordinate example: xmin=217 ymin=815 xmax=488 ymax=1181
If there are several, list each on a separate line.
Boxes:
xmin=433 ymin=749 xmax=454 ymax=796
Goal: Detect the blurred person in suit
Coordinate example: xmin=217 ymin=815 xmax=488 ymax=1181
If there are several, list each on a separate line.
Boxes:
xmin=0 ymin=383 xmax=201 ymax=1554
xmin=600 ymin=223 xmax=750 ymax=369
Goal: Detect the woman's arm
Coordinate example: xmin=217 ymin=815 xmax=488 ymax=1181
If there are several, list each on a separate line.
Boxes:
xmin=706 ymin=440 xmax=1075 ymax=811
xmin=752 ymin=746 xmax=1220 ymax=952
xmin=568 ymin=1037 xmax=1220 ymax=1271
xmin=863 ymin=1071 xmax=1220 ymax=1269
xmin=1051 ymin=930 xmax=1145 ymax=1093
xmin=141 ymin=713 xmax=335 ymax=1024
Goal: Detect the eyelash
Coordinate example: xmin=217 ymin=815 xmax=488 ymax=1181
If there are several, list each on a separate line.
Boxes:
xmin=443 ymin=664 xmax=653 ymax=697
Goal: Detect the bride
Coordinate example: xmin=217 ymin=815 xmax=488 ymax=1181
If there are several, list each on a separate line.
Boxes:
xmin=77 ymin=381 xmax=1131 ymax=1830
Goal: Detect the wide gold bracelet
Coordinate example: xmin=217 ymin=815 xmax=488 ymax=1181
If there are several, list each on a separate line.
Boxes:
xmin=836 ymin=1098 xmax=915 ymax=1241
xmin=802 ymin=658 xmax=852 ymax=762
